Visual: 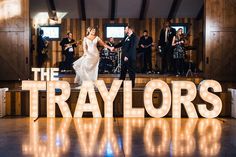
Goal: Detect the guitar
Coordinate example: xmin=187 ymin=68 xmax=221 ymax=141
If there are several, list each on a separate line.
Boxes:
xmin=141 ymin=43 xmax=156 ymax=48
xmin=42 ymin=40 xmax=49 ymax=54
xmin=64 ymin=41 xmax=79 ymax=51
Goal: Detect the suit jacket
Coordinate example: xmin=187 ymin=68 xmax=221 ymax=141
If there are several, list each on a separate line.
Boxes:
xmin=159 ymin=27 xmax=176 ymax=47
xmin=37 ymin=35 xmax=47 ymax=54
xmin=60 ymin=38 xmax=77 ymax=54
xmin=138 ymin=35 xmax=153 ymax=53
xmin=115 ymin=33 xmax=137 ymax=61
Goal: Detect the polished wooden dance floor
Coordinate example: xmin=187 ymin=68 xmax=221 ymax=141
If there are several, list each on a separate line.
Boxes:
xmin=0 ymin=117 xmax=235 ymax=157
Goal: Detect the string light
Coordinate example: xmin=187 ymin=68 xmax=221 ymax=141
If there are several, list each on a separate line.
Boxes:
xmin=22 ymin=81 xmax=46 ymax=118
xmin=123 ymin=81 xmax=144 ymax=117
xmin=198 ymin=80 xmax=222 ymax=118
xmin=74 ymin=81 xmax=101 ymax=117
xmin=95 ymin=80 xmax=122 ymax=117
xmin=144 ymin=80 xmax=171 ymax=117
xmin=172 ymin=81 xmax=198 ymax=118
xmin=47 ymin=81 xmax=72 ymax=117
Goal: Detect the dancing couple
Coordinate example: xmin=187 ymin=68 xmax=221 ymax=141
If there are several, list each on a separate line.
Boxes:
xmin=73 ymin=26 xmax=137 ymax=88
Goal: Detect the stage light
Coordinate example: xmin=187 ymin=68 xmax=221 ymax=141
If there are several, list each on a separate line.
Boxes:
xmin=22 ymin=81 xmax=46 ymax=118
xmin=123 ymin=81 xmax=144 ymax=117
xmin=172 ymin=81 xmax=198 ymax=118
xmin=47 ymin=81 xmax=72 ymax=117
xmin=198 ymin=80 xmax=222 ymax=118
xmin=95 ymin=80 xmax=122 ymax=117
xmin=0 ymin=0 xmax=21 ymax=20
xmin=144 ymin=80 xmax=171 ymax=117
xmin=74 ymin=81 xmax=101 ymax=118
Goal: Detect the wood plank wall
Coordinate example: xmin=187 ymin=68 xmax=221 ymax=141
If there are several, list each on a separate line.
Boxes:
xmin=205 ymin=0 xmax=236 ymax=81
xmin=0 ymin=0 xmax=30 ymax=80
xmin=31 ymin=18 xmax=203 ymax=71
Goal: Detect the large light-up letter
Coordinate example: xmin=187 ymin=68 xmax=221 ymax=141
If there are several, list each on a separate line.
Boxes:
xmin=74 ymin=81 xmax=101 ymax=118
xmin=47 ymin=81 xmax=72 ymax=117
xmin=95 ymin=80 xmax=122 ymax=117
xmin=144 ymin=80 xmax=171 ymax=117
xmin=198 ymin=80 xmax=222 ymax=118
xmin=172 ymin=81 xmax=198 ymax=118
xmin=22 ymin=81 xmax=46 ymax=118
xmin=124 ymin=81 xmax=144 ymax=117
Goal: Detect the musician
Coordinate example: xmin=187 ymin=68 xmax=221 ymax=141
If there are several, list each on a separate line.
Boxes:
xmin=159 ymin=20 xmax=176 ymax=74
xmin=139 ymin=30 xmax=153 ymax=74
xmin=172 ymin=28 xmax=185 ymax=76
xmin=37 ymin=29 xmax=48 ymax=67
xmin=107 ymin=37 xmax=115 ymax=47
xmin=60 ymin=32 xmax=78 ymax=71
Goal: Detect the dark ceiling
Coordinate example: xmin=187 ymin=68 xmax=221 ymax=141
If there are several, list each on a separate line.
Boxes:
xmin=30 ymin=0 xmax=203 ymax=19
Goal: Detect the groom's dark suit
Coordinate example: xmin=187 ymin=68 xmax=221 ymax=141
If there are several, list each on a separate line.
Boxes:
xmin=115 ymin=33 xmax=137 ymax=87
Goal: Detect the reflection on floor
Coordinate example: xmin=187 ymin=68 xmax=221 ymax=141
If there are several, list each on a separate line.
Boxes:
xmin=0 ymin=118 xmax=236 ymax=156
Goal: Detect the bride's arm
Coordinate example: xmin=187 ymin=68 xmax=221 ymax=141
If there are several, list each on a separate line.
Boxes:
xmin=82 ymin=38 xmax=88 ymax=56
xmin=98 ymin=37 xmax=114 ymax=51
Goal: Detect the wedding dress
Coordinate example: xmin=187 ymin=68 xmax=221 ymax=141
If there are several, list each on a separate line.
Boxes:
xmin=73 ymin=36 xmax=101 ymax=85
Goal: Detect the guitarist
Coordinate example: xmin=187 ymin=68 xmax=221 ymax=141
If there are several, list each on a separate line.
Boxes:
xmin=139 ymin=30 xmax=153 ymax=74
xmin=60 ymin=32 xmax=78 ymax=72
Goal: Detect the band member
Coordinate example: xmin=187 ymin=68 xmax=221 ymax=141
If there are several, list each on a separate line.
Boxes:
xmin=60 ymin=32 xmax=78 ymax=71
xmin=172 ymin=28 xmax=185 ymax=76
xmin=114 ymin=26 xmax=137 ymax=87
xmin=37 ymin=29 xmax=48 ymax=67
xmin=139 ymin=30 xmax=153 ymax=74
xmin=107 ymin=37 xmax=115 ymax=47
xmin=159 ymin=20 xmax=176 ymax=74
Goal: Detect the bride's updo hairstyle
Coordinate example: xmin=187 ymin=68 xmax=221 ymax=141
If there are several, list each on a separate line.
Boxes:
xmin=86 ymin=26 xmax=96 ymax=35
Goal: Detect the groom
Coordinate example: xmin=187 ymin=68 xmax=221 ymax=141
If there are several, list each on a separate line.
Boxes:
xmin=114 ymin=26 xmax=137 ymax=87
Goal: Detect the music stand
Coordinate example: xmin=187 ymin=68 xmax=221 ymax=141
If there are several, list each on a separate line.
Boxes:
xmin=185 ymin=46 xmax=195 ymax=77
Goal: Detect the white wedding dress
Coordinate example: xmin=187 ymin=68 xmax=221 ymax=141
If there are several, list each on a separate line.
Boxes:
xmin=73 ymin=36 xmax=101 ymax=85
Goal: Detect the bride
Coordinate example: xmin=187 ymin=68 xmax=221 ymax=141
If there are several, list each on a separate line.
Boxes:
xmin=73 ymin=27 xmax=113 ymax=85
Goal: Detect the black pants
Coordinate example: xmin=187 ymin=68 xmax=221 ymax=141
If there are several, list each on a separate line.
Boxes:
xmin=143 ymin=50 xmax=152 ymax=72
xmin=174 ymin=58 xmax=184 ymax=74
xmin=120 ymin=59 xmax=136 ymax=87
xmin=37 ymin=53 xmax=47 ymax=67
xmin=161 ymin=44 xmax=174 ymax=73
xmin=64 ymin=52 xmax=74 ymax=70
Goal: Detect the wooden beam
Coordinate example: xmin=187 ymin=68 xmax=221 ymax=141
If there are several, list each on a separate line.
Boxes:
xmin=110 ymin=0 xmax=116 ymax=20
xmin=47 ymin=0 xmax=57 ymax=20
xmin=78 ymin=0 xmax=86 ymax=21
xmin=168 ymin=0 xmax=182 ymax=20
xmin=139 ymin=0 xmax=149 ymax=20
xmin=196 ymin=4 xmax=204 ymax=20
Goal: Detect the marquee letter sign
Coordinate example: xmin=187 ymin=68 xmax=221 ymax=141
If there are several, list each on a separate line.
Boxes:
xmin=22 ymin=68 xmax=223 ymax=118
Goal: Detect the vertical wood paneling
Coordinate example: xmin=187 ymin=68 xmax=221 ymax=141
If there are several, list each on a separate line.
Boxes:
xmin=0 ymin=0 xmax=30 ymax=80
xmin=31 ymin=18 xmax=202 ymax=71
xmin=205 ymin=0 xmax=236 ymax=81
xmin=151 ymin=18 xmax=156 ymax=69
xmin=15 ymin=92 xmax=21 ymax=115
xmin=6 ymin=92 xmax=11 ymax=115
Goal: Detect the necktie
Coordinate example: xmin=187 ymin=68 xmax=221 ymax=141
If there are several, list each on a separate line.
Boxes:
xmin=165 ymin=28 xmax=168 ymax=42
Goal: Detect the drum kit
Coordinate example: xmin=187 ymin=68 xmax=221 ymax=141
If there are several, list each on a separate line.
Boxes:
xmin=99 ymin=48 xmax=121 ymax=74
